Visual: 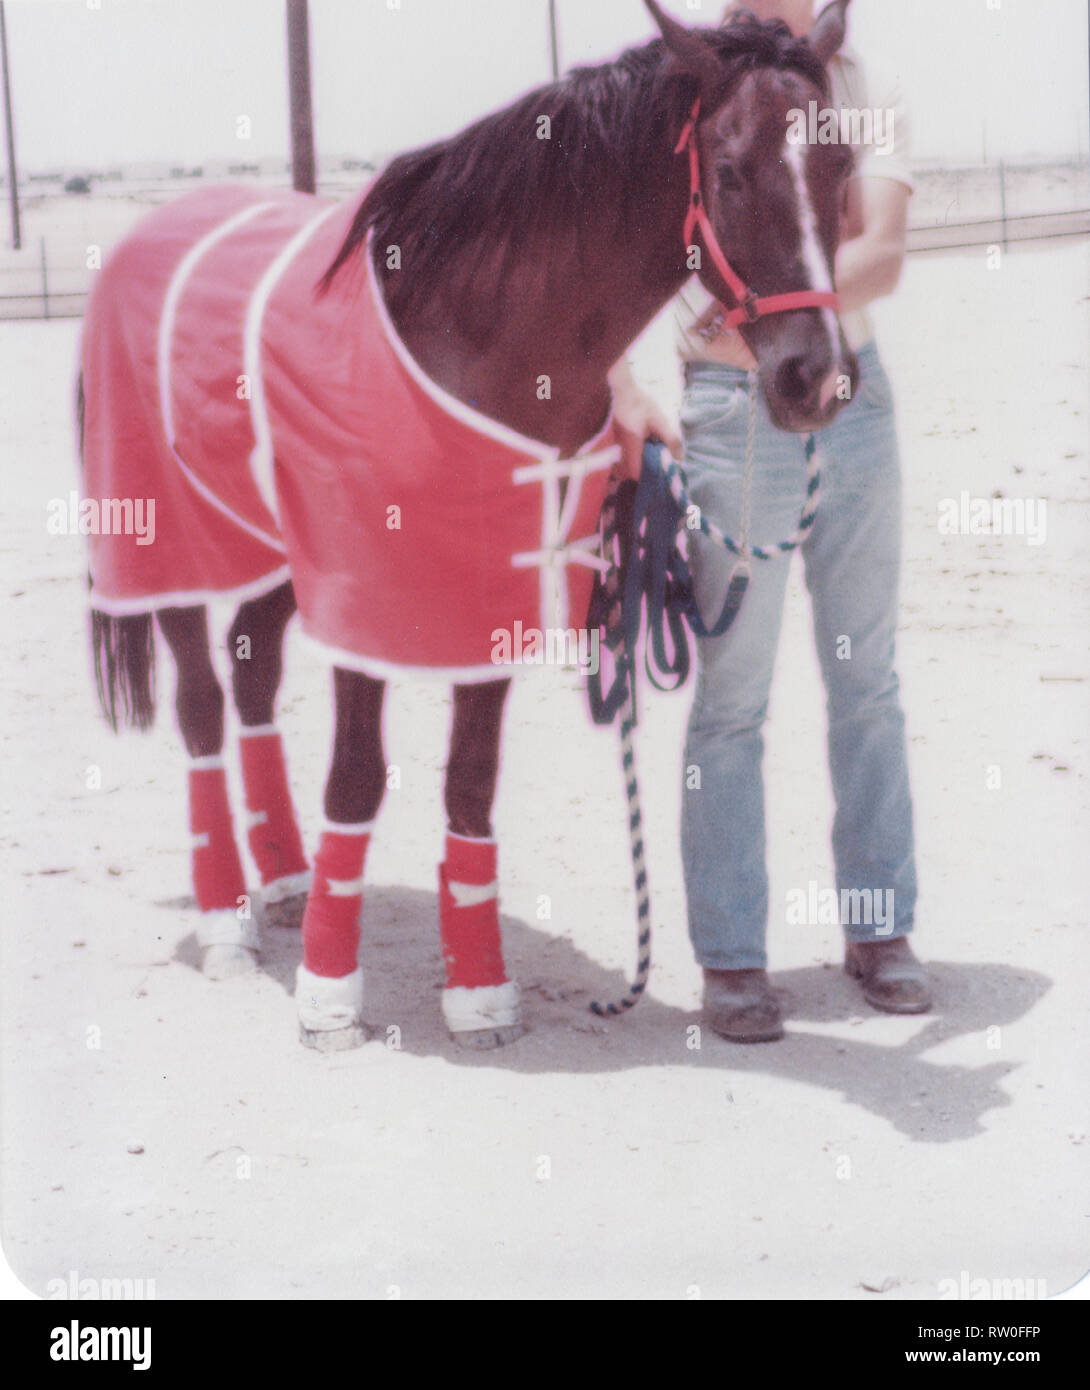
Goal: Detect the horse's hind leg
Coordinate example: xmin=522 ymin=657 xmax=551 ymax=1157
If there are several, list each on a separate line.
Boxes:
xmin=228 ymin=582 xmax=310 ymax=929
xmin=440 ymin=678 xmax=524 ymax=1049
xmin=296 ymin=668 xmax=387 ymax=1051
xmin=156 ymin=604 xmax=257 ymax=980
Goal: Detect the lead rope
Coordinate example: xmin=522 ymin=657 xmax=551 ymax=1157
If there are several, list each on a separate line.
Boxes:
xmin=666 ymin=369 xmax=821 ymax=563
xmin=588 ymin=376 xmax=755 ymax=1017
xmin=588 ymin=373 xmax=820 ymax=1018
xmin=589 ymin=670 xmax=650 ymax=1016
xmin=734 ymin=365 xmax=759 ymax=590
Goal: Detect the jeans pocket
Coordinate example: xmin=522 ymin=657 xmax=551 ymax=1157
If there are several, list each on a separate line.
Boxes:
xmin=680 ymin=382 xmax=747 ymax=438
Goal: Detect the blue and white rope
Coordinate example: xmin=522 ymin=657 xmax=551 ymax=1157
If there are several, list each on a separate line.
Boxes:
xmin=589 ymin=680 xmax=651 ymax=1016
xmin=663 ymin=438 xmax=820 ymax=559
xmin=666 ymin=370 xmax=821 ymax=562
xmin=588 ymin=371 xmax=821 ymax=1018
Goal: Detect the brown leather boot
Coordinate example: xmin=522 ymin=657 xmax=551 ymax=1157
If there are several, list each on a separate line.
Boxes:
xmin=703 ymin=968 xmax=784 ymax=1043
xmin=845 ymin=936 xmax=931 ymax=1014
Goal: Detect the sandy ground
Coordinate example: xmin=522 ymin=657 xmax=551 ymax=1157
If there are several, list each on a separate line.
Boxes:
xmin=1 ymin=233 xmax=1088 ymax=1300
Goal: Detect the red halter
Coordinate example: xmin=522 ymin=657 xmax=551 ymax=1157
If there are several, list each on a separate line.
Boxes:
xmin=674 ymin=97 xmax=840 ymax=327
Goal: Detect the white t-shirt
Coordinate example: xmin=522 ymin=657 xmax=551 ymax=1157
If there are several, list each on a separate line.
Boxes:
xmin=674 ymin=43 xmax=914 ymax=358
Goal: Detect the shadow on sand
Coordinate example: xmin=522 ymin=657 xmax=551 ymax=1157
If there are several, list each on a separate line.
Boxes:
xmin=172 ymin=884 xmax=1049 ymax=1142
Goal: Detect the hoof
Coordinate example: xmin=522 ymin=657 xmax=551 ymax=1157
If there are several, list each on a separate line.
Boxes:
xmin=442 ymin=981 xmax=522 ymax=1047
xmin=201 ymin=943 xmax=259 ymax=980
xmin=261 ymin=891 xmax=308 ymax=931
xmin=299 ymin=1020 xmax=370 ymax=1052
xmin=197 ymin=910 xmax=260 ymax=980
xmin=451 ymin=1021 xmax=526 ymax=1050
xmin=295 ymin=964 xmax=365 ymax=1050
xmin=259 ymin=871 xmax=311 ymax=930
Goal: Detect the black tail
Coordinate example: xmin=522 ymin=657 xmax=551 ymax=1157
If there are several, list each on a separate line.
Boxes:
xmin=79 ymin=370 xmax=158 ymax=731
xmin=91 ymin=608 xmax=156 ymax=731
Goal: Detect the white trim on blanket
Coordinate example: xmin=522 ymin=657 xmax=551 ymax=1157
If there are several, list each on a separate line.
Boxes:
xmin=156 ymin=199 xmax=287 ymax=555
xmin=298 ymin=629 xmax=537 ymax=685
xmin=364 ymin=229 xmax=615 ymax=462
xmin=245 ymin=202 xmax=344 ymax=523
xmin=89 ymin=565 xmax=294 ymax=617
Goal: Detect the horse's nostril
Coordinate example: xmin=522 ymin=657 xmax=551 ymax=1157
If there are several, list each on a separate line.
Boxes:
xmin=774 ymin=356 xmax=815 ymax=404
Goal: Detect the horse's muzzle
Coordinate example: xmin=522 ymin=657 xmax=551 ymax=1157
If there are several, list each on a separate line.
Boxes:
xmin=762 ymin=345 xmax=860 ymax=433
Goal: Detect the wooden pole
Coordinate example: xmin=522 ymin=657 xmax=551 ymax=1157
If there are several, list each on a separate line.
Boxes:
xmin=286 ymin=0 xmax=316 ymax=194
xmin=548 ymin=0 xmax=560 ymax=81
xmin=0 ymin=0 xmax=21 ymax=250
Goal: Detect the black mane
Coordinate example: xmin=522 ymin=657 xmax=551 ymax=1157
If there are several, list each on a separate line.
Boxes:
xmin=322 ymin=13 xmax=826 ymax=307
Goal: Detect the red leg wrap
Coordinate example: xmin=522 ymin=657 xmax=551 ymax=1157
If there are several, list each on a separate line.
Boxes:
xmin=438 ymin=834 xmax=508 ymax=989
xmin=301 ymin=828 xmax=370 ymax=978
xmin=189 ymin=763 xmax=246 ymax=912
xmin=238 ymin=730 xmax=308 ymax=884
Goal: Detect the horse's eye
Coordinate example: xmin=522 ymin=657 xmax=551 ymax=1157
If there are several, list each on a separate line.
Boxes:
xmin=717 ymin=162 xmax=742 ymax=192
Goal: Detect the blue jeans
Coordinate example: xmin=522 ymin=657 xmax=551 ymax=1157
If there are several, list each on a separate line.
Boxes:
xmin=680 ymin=340 xmax=917 ymax=970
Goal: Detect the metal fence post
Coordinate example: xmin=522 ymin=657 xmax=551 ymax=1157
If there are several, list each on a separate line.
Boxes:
xmin=0 ymin=0 xmax=20 ymax=251
xmin=286 ymin=0 xmax=316 ymax=194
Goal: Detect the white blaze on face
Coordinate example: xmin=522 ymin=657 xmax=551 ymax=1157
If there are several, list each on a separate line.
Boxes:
xmin=783 ymin=138 xmax=842 ymax=392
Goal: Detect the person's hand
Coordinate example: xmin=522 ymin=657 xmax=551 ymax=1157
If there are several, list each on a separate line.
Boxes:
xmin=609 ymin=375 xmax=682 ymax=481
xmin=707 ymin=325 xmax=758 ymax=372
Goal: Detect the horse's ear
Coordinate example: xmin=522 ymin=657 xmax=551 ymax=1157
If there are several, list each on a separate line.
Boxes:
xmin=644 ymin=0 xmax=720 ymax=91
xmin=808 ymin=0 xmax=851 ymax=66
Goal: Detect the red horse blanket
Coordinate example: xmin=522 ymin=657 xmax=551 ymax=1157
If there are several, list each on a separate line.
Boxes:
xmin=82 ymin=186 xmax=617 ymax=678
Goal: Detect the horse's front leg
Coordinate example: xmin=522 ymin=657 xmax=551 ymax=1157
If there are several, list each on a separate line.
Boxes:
xmin=440 ymin=678 xmax=524 ymax=1049
xmin=296 ymin=667 xmax=386 ymax=1051
xmin=228 ymin=582 xmax=310 ymax=928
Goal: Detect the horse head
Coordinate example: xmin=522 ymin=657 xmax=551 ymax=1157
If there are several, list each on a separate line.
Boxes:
xmin=647 ymin=0 xmax=860 ymax=432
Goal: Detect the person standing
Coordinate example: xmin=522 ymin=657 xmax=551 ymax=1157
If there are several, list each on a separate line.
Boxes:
xmin=613 ymin=0 xmax=929 ymax=1041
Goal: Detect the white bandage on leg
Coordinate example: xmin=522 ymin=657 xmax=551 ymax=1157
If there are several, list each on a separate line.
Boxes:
xmin=441 ymin=980 xmax=521 ymax=1033
xmin=261 ymin=869 xmax=312 ymax=904
xmin=196 ymin=909 xmax=260 ymax=952
xmin=295 ymin=963 xmax=364 ymax=1032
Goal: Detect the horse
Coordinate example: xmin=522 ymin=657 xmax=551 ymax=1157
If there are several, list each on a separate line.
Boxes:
xmin=80 ymin=0 xmax=858 ymax=1051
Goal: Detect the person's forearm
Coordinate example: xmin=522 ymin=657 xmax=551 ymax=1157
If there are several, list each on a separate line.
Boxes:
xmin=835 ymin=234 xmax=905 ymax=312
xmin=607 ymin=357 xmax=681 ymax=477
xmin=608 ymin=356 xmax=659 ymax=419
xmin=608 ymin=358 xmax=638 ymax=395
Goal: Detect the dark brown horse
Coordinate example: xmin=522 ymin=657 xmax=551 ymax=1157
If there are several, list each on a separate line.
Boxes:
xmin=84 ymin=1 xmax=856 ymax=1050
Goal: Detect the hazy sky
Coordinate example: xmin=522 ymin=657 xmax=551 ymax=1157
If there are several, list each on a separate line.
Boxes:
xmin=4 ymin=0 xmax=1088 ymax=169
